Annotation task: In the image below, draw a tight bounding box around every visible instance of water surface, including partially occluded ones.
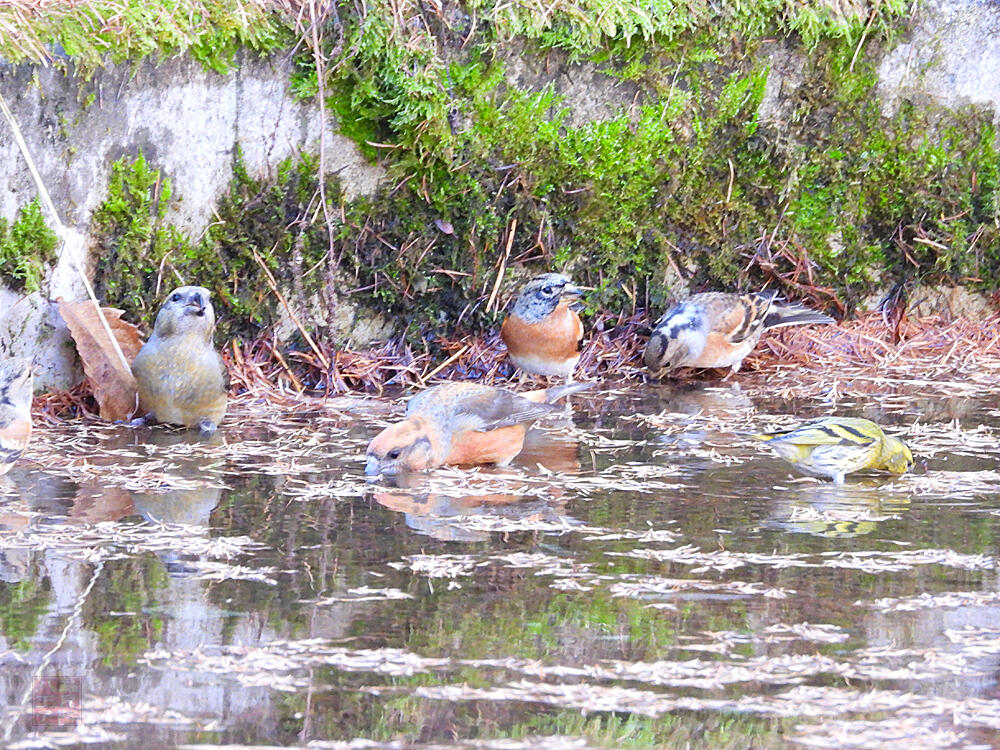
[2,383,999,749]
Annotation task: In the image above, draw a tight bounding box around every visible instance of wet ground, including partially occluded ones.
[2,382,1000,749]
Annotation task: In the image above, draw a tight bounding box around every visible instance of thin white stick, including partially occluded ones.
[0,90,132,373]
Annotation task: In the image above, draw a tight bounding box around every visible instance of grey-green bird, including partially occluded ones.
[131,286,229,436]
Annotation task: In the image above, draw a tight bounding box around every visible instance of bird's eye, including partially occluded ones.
[387,448,402,460]
[542,286,554,295]
[170,293,181,302]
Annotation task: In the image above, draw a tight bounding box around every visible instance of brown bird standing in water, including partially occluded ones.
[0,358,33,475]
[131,286,228,436]
[365,381,588,477]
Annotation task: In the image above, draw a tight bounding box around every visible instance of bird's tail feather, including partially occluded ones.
[522,381,593,404]
[762,305,835,330]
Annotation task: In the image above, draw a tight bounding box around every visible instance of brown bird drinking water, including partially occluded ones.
[365,381,589,477]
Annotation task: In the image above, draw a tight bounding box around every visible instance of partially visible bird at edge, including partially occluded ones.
[0,357,33,476]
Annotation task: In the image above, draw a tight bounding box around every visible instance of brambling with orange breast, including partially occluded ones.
[644,290,834,379]
[501,273,584,380]
[365,381,589,477]
[0,358,33,476]
[131,286,229,436]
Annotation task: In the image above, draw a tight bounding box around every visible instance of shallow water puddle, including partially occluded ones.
[2,383,1000,748]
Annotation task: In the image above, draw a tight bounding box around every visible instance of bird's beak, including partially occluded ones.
[186,297,207,316]
[562,284,584,311]
[364,455,383,477]
[646,366,674,381]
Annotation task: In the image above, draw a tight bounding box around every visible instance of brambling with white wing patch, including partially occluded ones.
[645,290,834,378]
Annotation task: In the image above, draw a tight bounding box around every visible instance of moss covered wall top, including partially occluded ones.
[283,0,998,330]
[4,0,1000,365]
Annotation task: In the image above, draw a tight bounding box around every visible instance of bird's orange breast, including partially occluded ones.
[689,331,755,369]
[502,301,582,359]
[501,302,583,378]
[445,424,529,467]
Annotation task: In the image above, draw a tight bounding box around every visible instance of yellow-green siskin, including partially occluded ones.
[753,416,913,484]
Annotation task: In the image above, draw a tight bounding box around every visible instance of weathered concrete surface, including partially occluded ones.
[878,0,1000,119]
[0,53,383,389]
[501,40,645,128]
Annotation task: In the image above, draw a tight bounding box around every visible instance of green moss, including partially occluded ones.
[0,198,59,294]
[68,0,1000,347]
[203,149,339,339]
[92,150,185,320]
[93,149,341,341]
[0,0,291,76]
[295,0,1000,325]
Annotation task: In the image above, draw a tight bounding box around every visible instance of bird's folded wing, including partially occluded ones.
[763,422,877,446]
[762,303,835,329]
[713,294,771,343]
[452,390,557,432]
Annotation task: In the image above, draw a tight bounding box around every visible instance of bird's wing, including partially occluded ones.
[216,352,231,392]
[451,388,557,432]
[762,301,835,329]
[758,420,878,446]
[521,382,593,404]
[704,292,775,344]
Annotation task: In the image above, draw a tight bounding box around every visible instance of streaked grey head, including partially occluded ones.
[510,273,582,323]
[0,357,33,409]
[154,286,216,341]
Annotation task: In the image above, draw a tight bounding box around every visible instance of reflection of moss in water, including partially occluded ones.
[399,576,683,661]
[0,576,52,650]
[276,686,790,747]
[84,557,166,666]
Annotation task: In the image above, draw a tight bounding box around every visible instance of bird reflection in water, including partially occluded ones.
[372,426,581,541]
[767,479,910,538]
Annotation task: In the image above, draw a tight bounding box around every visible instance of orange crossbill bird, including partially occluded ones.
[131,286,228,436]
[0,358,32,476]
[365,381,588,477]
[500,273,584,380]
[644,290,834,379]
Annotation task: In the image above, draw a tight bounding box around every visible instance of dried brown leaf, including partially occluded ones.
[58,298,144,422]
